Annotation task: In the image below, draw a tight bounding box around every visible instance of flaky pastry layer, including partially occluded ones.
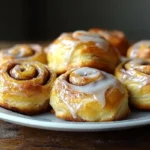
[115,59,150,110]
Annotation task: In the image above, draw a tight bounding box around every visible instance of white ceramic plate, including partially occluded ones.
[0,56,147,132]
[0,107,150,132]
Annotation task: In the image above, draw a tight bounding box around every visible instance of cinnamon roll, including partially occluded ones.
[127,40,150,59]
[50,67,129,122]
[0,60,56,115]
[0,44,47,64]
[89,28,129,56]
[115,59,150,109]
[46,30,120,75]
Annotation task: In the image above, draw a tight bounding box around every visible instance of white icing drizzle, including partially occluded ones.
[121,59,150,88]
[120,56,129,62]
[29,44,41,52]
[62,39,79,48]
[72,31,109,51]
[58,81,83,119]
[72,67,101,83]
[98,30,110,39]
[58,67,124,118]
[47,31,110,72]
[129,40,150,58]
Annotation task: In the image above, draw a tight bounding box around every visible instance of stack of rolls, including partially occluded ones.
[0,43,55,115]
[1,27,148,122]
[45,30,130,121]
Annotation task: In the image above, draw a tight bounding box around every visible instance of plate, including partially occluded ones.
[0,107,150,132]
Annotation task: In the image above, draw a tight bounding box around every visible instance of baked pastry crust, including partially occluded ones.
[0,44,47,64]
[89,28,129,56]
[115,59,150,109]
[50,67,129,122]
[0,60,56,115]
[46,30,120,74]
[127,40,150,59]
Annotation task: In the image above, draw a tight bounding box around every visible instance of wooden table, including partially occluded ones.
[0,42,150,150]
[0,120,150,150]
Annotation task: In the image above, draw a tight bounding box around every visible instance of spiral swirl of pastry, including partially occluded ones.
[115,59,150,109]
[127,40,150,59]
[46,30,120,74]
[89,28,129,56]
[0,44,47,64]
[0,60,56,115]
[50,67,129,122]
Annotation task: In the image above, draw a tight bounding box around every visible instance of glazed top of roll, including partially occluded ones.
[89,28,125,41]
[115,59,150,89]
[46,30,120,74]
[52,67,126,119]
[49,30,110,52]
[0,60,56,96]
[88,28,129,56]
[127,40,150,59]
[0,44,47,64]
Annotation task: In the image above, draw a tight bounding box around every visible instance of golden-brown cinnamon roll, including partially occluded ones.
[50,67,129,122]
[89,28,129,56]
[0,60,56,115]
[127,40,150,59]
[46,30,120,75]
[0,44,47,64]
[115,59,150,109]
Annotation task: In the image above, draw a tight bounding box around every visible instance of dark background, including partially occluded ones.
[0,0,149,41]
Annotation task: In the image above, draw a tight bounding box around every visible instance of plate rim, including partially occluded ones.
[0,108,150,132]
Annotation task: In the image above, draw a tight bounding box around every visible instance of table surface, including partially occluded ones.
[0,120,150,150]
[0,42,150,150]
